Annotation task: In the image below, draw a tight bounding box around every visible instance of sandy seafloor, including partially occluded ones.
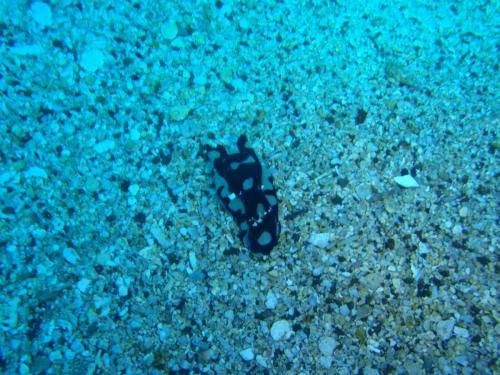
[0,0,498,374]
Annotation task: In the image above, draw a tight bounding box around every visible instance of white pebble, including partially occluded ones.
[270,320,292,341]
[318,336,337,356]
[31,2,52,27]
[80,49,105,72]
[307,233,331,249]
[63,247,79,265]
[94,139,115,153]
[265,291,278,309]
[239,348,254,361]
[394,174,419,188]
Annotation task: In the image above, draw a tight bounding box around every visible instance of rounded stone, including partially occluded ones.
[239,348,254,361]
[170,105,191,121]
[161,21,178,40]
[128,184,139,196]
[31,2,52,27]
[130,128,140,141]
[80,49,105,72]
[265,291,278,309]
[270,320,292,341]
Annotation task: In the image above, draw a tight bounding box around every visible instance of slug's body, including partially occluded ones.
[204,135,280,255]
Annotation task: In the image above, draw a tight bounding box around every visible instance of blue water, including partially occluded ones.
[1,1,498,373]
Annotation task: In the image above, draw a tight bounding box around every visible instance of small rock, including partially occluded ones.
[361,272,385,292]
[80,49,105,72]
[454,326,469,339]
[458,206,468,217]
[239,348,254,361]
[256,354,268,368]
[64,349,75,361]
[220,67,234,84]
[339,304,350,316]
[385,60,417,87]
[266,291,278,309]
[436,318,455,340]
[10,44,43,56]
[239,18,250,30]
[356,183,373,200]
[188,251,197,270]
[356,304,371,320]
[70,339,84,353]
[32,356,51,373]
[0,298,19,331]
[394,174,419,188]
[363,367,380,375]
[171,37,188,49]
[170,105,191,121]
[19,363,30,375]
[129,316,142,329]
[319,355,333,368]
[318,336,337,356]
[94,139,115,153]
[161,21,178,40]
[76,278,90,293]
[31,2,52,27]
[84,176,100,193]
[116,277,129,297]
[128,184,139,195]
[307,233,331,249]
[224,310,234,321]
[63,248,79,265]
[270,320,292,341]
[25,166,48,179]
[49,350,62,362]
[130,128,140,141]
[150,223,169,248]
[312,267,323,277]
[406,362,423,374]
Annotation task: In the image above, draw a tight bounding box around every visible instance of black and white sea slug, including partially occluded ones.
[204,135,280,255]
